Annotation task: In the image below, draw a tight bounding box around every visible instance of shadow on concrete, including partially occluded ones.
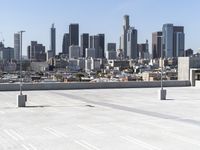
[85,105,95,107]
[25,105,51,108]
[165,99,175,101]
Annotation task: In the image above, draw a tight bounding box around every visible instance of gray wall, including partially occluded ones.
[0,81,191,91]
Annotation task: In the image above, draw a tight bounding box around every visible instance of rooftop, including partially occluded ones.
[0,87,200,149]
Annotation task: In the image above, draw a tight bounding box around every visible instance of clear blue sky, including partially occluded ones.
[1,0,200,55]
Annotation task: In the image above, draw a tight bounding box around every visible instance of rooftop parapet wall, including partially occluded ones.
[0,81,191,91]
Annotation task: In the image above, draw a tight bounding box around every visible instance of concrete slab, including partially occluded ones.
[0,87,200,149]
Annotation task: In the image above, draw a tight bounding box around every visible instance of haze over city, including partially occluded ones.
[1,0,200,54]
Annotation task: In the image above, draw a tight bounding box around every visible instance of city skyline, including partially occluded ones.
[1,0,200,55]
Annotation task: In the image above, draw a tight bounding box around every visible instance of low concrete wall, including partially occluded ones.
[0,80,191,91]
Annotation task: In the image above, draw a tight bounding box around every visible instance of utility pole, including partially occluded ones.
[17,31,27,107]
[159,47,167,100]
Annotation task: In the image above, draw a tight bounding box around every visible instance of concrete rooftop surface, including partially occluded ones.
[0,87,200,150]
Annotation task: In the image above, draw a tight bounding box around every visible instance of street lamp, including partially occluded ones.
[159,47,167,100]
[17,30,27,107]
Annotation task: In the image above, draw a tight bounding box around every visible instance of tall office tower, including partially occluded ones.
[0,47,14,61]
[27,41,46,62]
[50,23,56,57]
[107,43,116,51]
[89,34,105,58]
[162,24,174,58]
[89,35,95,48]
[85,48,96,58]
[89,35,99,58]
[62,33,70,55]
[120,15,130,58]
[173,26,184,57]
[162,24,185,58]
[69,24,79,46]
[14,33,20,61]
[138,40,149,59]
[106,43,117,60]
[81,33,89,57]
[127,27,138,59]
[98,34,105,58]
[69,45,80,59]
[119,36,122,49]
[152,31,162,59]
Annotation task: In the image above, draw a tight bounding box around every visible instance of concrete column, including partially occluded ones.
[17,95,27,107]
[159,89,167,100]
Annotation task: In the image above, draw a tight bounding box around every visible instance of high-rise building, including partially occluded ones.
[120,15,130,58]
[89,35,97,49]
[105,43,117,60]
[85,48,96,58]
[0,47,14,61]
[138,40,149,59]
[27,41,46,62]
[98,34,105,58]
[89,34,105,58]
[127,27,138,59]
[81,33,89,57]
[69,24,79,46]
[62,33,70,55]
[14,33,20,61]
[107,43,116,51]
[162,24,174,58]
[69,45,80,59]
[162,24,185,58]
[152,31,162,59]
[173,26,184,57]
[50,24,56,57]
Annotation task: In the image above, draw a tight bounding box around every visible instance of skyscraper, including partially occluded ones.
[173,26,184,57]
[50,23,56,57]
[89,34,105,58]
[69,45,80,59]
[89,35,99,58]
[105,43,117,60]
[69,24,79,46]
[127,27,138,59]
[152,31,162,59]
[107,43,116,51]
[27,41,46,62]
[138,40,149,59]
[14,33,20,61]
[62,33,70,55]
[120,15,130,58]
[162,24,173,58]
[98,34,105,58]
[81,33,89,57]
[162,24,185,58]
[0,47,14,61]
[85,48,96,58]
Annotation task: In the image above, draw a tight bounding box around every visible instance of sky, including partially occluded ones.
[0,0,200,55]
